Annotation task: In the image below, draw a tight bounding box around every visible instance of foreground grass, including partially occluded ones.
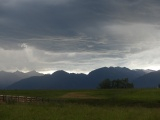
[0,103,160,120]
[1,89,160,120]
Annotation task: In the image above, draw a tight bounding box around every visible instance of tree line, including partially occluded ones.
[99,78,134,89]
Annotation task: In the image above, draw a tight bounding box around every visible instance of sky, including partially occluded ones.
[1,0,160,74]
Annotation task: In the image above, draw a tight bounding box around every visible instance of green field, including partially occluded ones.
[1,89,160,120]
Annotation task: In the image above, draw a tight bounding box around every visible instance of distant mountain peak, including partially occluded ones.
[14,70,24,74]
[52,70,69,75]
[0,70,10,74]
[26,70,43,77]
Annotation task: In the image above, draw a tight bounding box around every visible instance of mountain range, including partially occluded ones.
[133,70,160,88]
[0,70,43,89]
[3,67,159,90]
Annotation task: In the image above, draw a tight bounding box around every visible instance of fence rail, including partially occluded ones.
[0,95,45,103]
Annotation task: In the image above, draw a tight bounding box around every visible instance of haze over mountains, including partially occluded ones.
[0,67,158,90]
[133,70,160,88]
[0,71,43,89]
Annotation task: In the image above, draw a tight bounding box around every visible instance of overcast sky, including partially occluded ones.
[1,0,160,73]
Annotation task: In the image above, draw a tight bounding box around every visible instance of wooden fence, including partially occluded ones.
[0,95,45,103]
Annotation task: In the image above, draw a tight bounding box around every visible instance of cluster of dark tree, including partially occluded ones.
[99,78,134,89]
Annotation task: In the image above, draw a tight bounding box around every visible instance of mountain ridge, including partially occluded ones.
[133,70,160,88]
[0,71,43,89]
[6,67,155,90]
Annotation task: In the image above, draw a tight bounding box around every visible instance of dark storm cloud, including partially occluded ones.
[0,0,160,51]
[1,0,159,47]
[0,0,109,37]
[1,0,160,72]
[0,0,113,51]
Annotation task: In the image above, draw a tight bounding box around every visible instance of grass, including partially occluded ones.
[1,89,160,120]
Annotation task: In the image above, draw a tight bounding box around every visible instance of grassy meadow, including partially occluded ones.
[1,89,160,120]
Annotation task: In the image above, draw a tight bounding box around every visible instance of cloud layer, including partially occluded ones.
[1,0,160,73]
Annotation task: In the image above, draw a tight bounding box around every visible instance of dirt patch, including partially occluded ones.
[60,92,98,99]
